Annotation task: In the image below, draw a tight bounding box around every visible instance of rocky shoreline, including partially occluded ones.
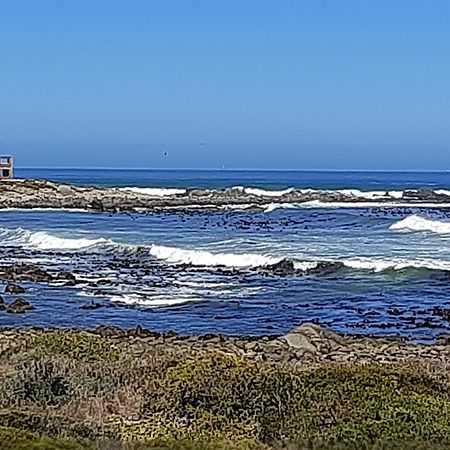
[2,322,450,366]
[2,179,450,212]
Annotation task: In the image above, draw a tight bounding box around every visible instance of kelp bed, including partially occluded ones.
[0,329,450,449]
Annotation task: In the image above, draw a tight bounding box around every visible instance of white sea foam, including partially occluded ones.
[0,227,113,250]
[342,257,450,272]
[149,244,282,268]
[298,200,450,209]
[27,231,110,250]
[234,187,406,199]
[243,187,295,197]
[293,261,319,271]
[263,203,299,213]
[390,215,450,235]
[233,187,406,200]
[119,187,187,196]
[109,293,198,307]
[435,190,450,197]
[335,189,405,200]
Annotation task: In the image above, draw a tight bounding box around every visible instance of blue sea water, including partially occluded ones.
[2,169,450,341]
[15,168,450,190]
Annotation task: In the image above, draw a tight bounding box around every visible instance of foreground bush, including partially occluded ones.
[1,330,450,449]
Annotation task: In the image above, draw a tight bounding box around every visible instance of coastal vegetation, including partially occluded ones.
[1,328,450,449]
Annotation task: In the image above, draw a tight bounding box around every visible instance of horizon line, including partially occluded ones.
[14,166,450,173]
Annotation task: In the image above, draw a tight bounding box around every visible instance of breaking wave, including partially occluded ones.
[149,244,282,268]
[148,250,450,274]
[0,228,114,251]
[390,215,450,235]
[109,293,199,308]
[113,185,450,201]
[2,227,450,275]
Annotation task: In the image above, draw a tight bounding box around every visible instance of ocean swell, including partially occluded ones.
[3,227,450,275]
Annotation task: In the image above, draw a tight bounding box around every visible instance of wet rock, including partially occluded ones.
[0,295,5,311]
[4,283,26,295]
[306,261,344,276]
[432,306,450,321]
[6,298,34,314]
[1,265,53,282]
[80,301,103,310]
[265,259,296,276]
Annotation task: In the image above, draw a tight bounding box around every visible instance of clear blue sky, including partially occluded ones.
[1,0,449,170]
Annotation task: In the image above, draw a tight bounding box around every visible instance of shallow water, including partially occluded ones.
[2,169,450,341]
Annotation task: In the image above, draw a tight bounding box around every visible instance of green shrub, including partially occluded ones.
[2,331,450,448]
[25,331,121,362]
[144,355,450,445]
[6,361,72,407]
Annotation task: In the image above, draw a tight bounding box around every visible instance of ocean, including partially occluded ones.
[2,168,450,342]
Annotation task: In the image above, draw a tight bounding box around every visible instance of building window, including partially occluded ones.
[2,169,10,178]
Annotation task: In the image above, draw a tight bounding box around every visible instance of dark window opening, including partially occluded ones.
[2,169,10,178]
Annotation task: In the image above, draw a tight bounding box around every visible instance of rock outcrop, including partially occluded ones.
[1,179,450,213]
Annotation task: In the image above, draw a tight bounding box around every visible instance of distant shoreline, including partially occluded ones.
[2,178,450,213]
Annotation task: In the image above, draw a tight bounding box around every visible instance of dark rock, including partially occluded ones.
[131,325,161,338]
[432,306,450,321]
[305,261,344,276]
[265,259,296,276]
[4,283,26,295]
[387,308,404,316]
[56,271,77,282]
[6,298,34,314]
[2,265,53,283]
[0,295,5,311]
[80,301,103,310]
